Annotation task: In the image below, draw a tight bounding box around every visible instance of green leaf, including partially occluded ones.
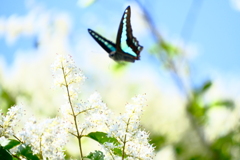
[200,81,212,93]
[149,133,166,151]
[85,150,105,160]
[160,41,180,57]
[210,100,234,109]
[3,139,20,150]
[195,80,212,97]
[87,132,120,145]
[150,40,180,57]
[0,146,12,160]
[210,131,234,160]
[87,132,123,157]
[17,144,39,160]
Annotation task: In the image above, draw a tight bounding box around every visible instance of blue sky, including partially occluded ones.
[0,0,239,83]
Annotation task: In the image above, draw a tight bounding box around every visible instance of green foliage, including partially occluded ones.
[85,150,105,160]
[149,35,238,160]
[187,80,235,125]
[211,134,233,160]
[0,85,16,113]
[160,40,181,57]
[16,144,39,160]
[188,155,210,160]
[149,40,184,71]
[2,139,20,150]
[209,100,234,109]
[0,139,20,160]
[210,127,240,160]
[187,80,213,124]
[149,133,166,151]
[87,132,120,145]
[194,80,212,96]
[1,139,39,160]
[150,40,181,57]
[174,142,213,160]
[0,145,12,160]
[87,132,122,156]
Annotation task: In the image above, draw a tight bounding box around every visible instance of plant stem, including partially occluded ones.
[39,136,43,159]
[122,118,131,160]
[13,135,23,143]
[61,63,84,160]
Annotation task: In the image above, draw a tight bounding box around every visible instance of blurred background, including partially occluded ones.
[0,0,240,159]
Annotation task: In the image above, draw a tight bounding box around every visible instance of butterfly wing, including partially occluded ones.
[116,6,143,60]
[88,29,116,54]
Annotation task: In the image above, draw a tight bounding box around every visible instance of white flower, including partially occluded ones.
[0,136,10,146]
[51,54,85,92]
[88,92,102,103]
[17,117,68,159]
[100,94,155,159]
[0,105,23,137]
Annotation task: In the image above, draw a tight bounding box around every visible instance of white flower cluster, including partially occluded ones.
[0,54,154,159]
[100,95,155,160]
[51,54,85,99]
[52,54,106,134]
[17,117,68,159]
[0,106,23,137]
[83,92,112,131]
[0,106,68,159]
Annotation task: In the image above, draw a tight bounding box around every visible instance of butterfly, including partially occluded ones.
[88,6,143,63]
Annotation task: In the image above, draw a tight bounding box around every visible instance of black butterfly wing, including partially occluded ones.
[88,29,116,54]
[116,6,143,60]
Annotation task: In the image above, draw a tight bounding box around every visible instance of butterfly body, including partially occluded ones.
[88,6,143,63]
[109,50,138,62]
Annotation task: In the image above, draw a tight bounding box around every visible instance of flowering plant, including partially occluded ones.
[0,54,154,160]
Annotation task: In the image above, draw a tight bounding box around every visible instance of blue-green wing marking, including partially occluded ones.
[88,29,116,53]
[116,6,143,60]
